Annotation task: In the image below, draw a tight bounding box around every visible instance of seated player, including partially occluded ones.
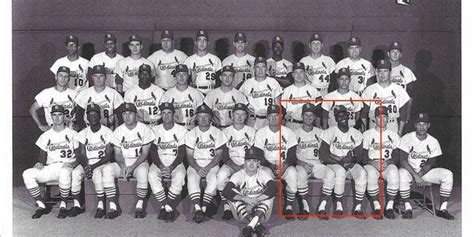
[223,147,277,237]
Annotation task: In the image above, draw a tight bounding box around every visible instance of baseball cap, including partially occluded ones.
[174,64,189,74]
[254,56,267,66]
[122,103,137,113]
[234,32,247,43]
[376,59,392,70]
[221,65,235,74]
[244,147,262,161]
[161,30,174,39]
[233,103,248,113]
[293,62,305,71]
[374,106,389,117]
[389,41,402,51]
[50,104,65,114]
[104,33,117,43]
[128,34,142,44]
[65,34,79,45]
[196,104,213,115]
[302,103,316,115]
[272,36,284,46]
[138,64,152,73]
[86,103,101,114]
[333,105,348,116]
[414,113,430,123]
[310,33,323,43]
[57,66,70,74]
[159,102,175,112]
[90,64,106,75]
[348,37,361,47]
[337,67,351,78]
[196,30,209,40]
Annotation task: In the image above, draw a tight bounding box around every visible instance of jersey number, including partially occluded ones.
[60,150,73,158]
[386,104,398,114]
[242,73,252,81]
[185,109,194,117]
[383,149,391,159]
[75,78,85,87]
[264,98,274,106]
[281,151,286,160]
[313,149,319,157]
[205,72,215,81]
[98,150,105,158]
[148,106,158,115]
[134,148,140,157]
[210,148,215,157]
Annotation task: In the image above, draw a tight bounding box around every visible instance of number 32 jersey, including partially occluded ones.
[185,126,227,167]
[36,127,79,164]
[399,132,442,173]
[76,125,114,165]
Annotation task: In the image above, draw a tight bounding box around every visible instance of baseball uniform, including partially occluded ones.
[75,87,124,128]
[335,57,375,94]
[34,87,78,127]
[50,56,90,92]
[204,88,248,128]
[88,52,124,88]
[147,49,188,90]
[390,63,417,90]
[160,86,204,130]
[124,84,165,126]
[267,58,292,79]
[281,84,322,130]
[184,53,222,94]
[321,90,363,127]
[299,55,336,96]
[222,54,255,88]
[114,57,156,92]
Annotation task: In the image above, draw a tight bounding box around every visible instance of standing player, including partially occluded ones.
[299,33,336,96]
[87,33,124,89]
[204,65,248,129]
[147,30,188,90]
[362,106,400,219]
[222,32,255,89]
[114,34,155,93]
[148,102,187,221]
[160,64,204,130]
[294,103,335,219]
[22,105,79,219]
[112,103,155,218]
[335,37,375,95]
[239,57,283,130]
[185,104,227,223]
[254,105,298,219]
[223,147,277,237]
[267,36,293,88]
[217,103,256,220]
[319,105,367,217]
[398,113,454,220]
[281,62,322,130]
[30,66,78,131]
[184,30,222,95]
[50,35,90,92]
[124,64,165,127]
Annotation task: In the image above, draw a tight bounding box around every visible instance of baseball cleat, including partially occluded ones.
[402,209,413,219]
[135,209,146,218]
[57,208,69,219]
[222,209,233,220]
[105,210,120,219]
[436,210,455,220]
[94,208,106,219]
[32,206,51,219]
[353,209,366,219]
[333,209,344,218]
[254,224,266,237]
[282,208,295,220]
[373,209,383,219]
[165,211,175,222]
[384,208,396,219]
[68,206,85,217]
[317,209,329,220]
[297,210,310,221]
[158,208,166,220]
[193,210,205,223]
[241,226,253,237]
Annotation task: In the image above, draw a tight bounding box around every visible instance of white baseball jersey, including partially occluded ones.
[295,127,324,164]
[34,87,78,126]
[204,88,248,127]
[75,87,124,126]
[321,126,363,159]
[223,125,256,166]
[124,84,165,126]
[185,126,227,167]
[76,125,114,165]
[362,128,400,161]
[50,56,90,92]
[147,49,188,90]
[222,53,255,88]
[362,83,410,120]
[152,124,188,166]
[299,55,336,91]
[254,126,298,165]
[112,122,155,166]
[88,52,124,88]
[229,168,273,198]
[321,90,363,127]
[36,127,79,164]
[114,56,156,92]
[160,87,204,129]
[335,57,375,93]
[281,84,322,121]
[399,132,442,173]
[184,53,222,94]
[267,58,293,78]
[239,77,283,116]
[390,64,417,90]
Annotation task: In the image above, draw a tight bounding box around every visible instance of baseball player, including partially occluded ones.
[281,62,322,130]
[267,36,293,88]
[74,65,124,129]
[112,103,155,218]
[147,30,188,90]
[217,103,256,220]
[299,33,336,96]
[239,57,283,130]
[185,104,227,223]
[204,65,248,129]
[223,147,277,237]
[124,64,165,127]
[335,37,375,95]
[50,35,90,92]
[294,103,335,220]
[114,34,156,93]
[22,104,79,219]
[321,67,363,129]
[319,105,367,217]
[148,102,187,221]
[361,59,410,136]
[254,105,298,219]
[362,106,400,219]
[160,64,204,130]
[222,32,255,89]
[30,66,78,131]
[87,33,124,89]
[398,113,454,220]
[184,30,222,95]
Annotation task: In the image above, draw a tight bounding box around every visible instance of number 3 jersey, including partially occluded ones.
[362,83,410,121]
[362,128,400,161]
[254,126,297,165]
[124,84,165,126]
[223,125,256,166]
[185,126,227,167]
[152,124,188,166]
[239,77,283,116]
[112,122,155,166]
[399,132,442,173]
[76,125,114,165]
[35,127,79,164]
[335,57,375,93]
[229,168,273,198]
[294,127,324,165]
[75,87,124,127]
[321,126,363,159]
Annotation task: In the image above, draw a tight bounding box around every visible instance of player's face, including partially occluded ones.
[233,41,247,53]
[104,40,117,54]
[197,113,212,127]
[56,72,70,87]
[348,45,361,59]
[162,109,174,124]
[175,71,189,85]
[233,110,247,125]
[415,122,430,136]
[122,111,137,126]
[161,38,173,52]
[220,71,234,87]
[388,49,402,62]
[51,112,65,125]
[92,73,106,87]
[254,63,267,78]
[267,113,279,127]
[66,42,78,55]
[335,111,349,126]
[196,37,208,51]
[309,41,323,54]
[302,111,315,126]
[244,159,259,173]
[377,68,391,83]
[292,69,306,83]
[375,114,388,129]
[129,41,143,55]
[87,111,101,126]
[337,75,351,90]
[272,42,283,56]
[138,70,152,85]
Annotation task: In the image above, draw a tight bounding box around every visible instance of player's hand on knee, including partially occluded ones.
[85,165,93,179]
[34,162,44,170]
[198,168,207,177]
[38,124,50,132]
[162,166,171,178]
[414,175,425,187]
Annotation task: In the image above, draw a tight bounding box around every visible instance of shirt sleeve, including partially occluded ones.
[397,87,411,108]
[34,89,48,107]
[177,127,187,146]
[362,130,370,150]
[253,129,265,150]
[35,133,48,151]
[74,91,86,109]
[203,91,215,109]
[429,137,443,158]
[320,128,334,145]
[353,94,363,112]
[229,170,243,186]
[215,130,228,149]
[50,59,60,75]
[111,130,123,147]
[185,130,196,149]
[113,60,124,78]
[76,129,86,145]
[72,131,80,149]
[398,134,411,153]
[142,125,155,145]
[113,91,125,109]
[285,129,298,149]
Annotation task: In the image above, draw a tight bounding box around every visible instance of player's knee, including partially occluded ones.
[22,168,37,182]
[442,169,454,184]
[399,168,411,183]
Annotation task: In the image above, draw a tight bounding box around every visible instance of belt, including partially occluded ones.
[250,114,267,119]
[288,118,303,124]
[176,122,186,126]
[197,85,213,90]
[371,118,396,123]
[215,124,231,129]
[316,87,328,91]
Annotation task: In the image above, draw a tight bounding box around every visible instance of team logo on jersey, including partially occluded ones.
[373,95,396,106]
[46,139,73,152]
[86,140,107,152]
[194,63,214,73]
[229,137,251,148]
[157,139,178,150]
[241,181,266,197]
[233,64,252,73]
[173,100,193,110]
[249,87,272,99]
[196,139,215,149]
[158,61,179,71]
[369,137,396,150]
[288,92,312,105]
[215,99,235,110]
[263,137,287,152]
[298,136,320,149]
[121,134,144,149]
[125,67,139,77]
[134,96,157,107]
[332,136,357,150]
[409,145,432,159]
[307,65,329,76]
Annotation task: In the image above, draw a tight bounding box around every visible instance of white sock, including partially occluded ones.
[405,202,412,210]
[202,206,207,213]
[302,199,309,211]
[59,201,66,209]
[109,202,117,211]
[440,201,448,210]
[74,199,81,207]
[318,200,327,211]
[248,216,259,228]
[354,204,361,211]
[164,204,172,212]
[386,200,394,210]
[194,204,201,211]
[136,200,143,209]
[336,201,343,211]
[224,203,230,211]
[36,200,46,209]
[373,201,381,210]
[97,200,104,210]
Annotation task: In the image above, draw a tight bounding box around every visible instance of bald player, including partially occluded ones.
[267,36,293,88]
[50,35,90,92]
[222,32,255,89]
[299,33,336,96]
[239,57,283,130]
[185,104,227,223]
[147,30,188,90]
[184,30,222,95]
[204,65,248,129]
[160,64,204,130]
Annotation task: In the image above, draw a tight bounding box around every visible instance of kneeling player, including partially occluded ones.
[223,147,277,237]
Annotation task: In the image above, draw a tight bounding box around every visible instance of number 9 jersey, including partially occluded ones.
[76,125,114,165]
[35,127,79,164]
